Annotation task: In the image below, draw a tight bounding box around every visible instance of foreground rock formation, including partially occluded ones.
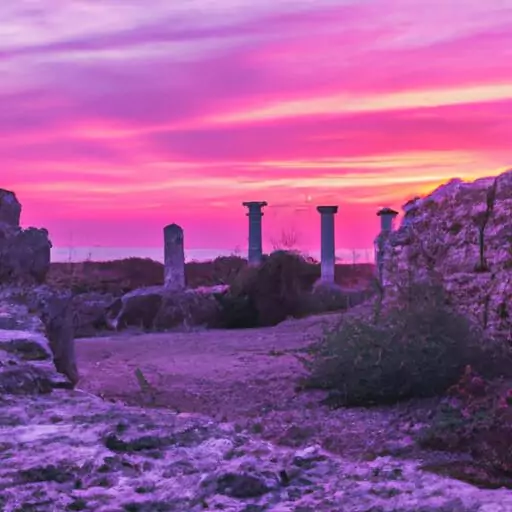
[381,169,512,341]
[2,301,512,511]
[0,189,52,284]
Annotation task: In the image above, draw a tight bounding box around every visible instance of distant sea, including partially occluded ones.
[51,246,375,264]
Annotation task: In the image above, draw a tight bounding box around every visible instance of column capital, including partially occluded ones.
[376,207,398,217]
[317,205,338,214]
[243,201,268,209]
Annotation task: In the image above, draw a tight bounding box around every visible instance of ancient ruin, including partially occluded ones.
[163,223,186,291]
[242,201,267,265]
[374,207,399,283]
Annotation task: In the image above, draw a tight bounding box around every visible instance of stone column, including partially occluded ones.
[317,206,338,283]
[242,201,267,265]
[374,207,398,282]
[163,223,185,290]
[377,207,399,232]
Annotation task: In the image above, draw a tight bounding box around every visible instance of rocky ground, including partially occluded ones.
[2,302,512,512]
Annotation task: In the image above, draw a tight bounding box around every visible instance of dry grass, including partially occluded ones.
[46,255,375,296]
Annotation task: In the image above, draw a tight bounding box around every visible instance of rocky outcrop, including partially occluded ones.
[37,291,79,386]
[0,304,73,394]
[0,189,52,284]
[381,169,512,342]
[0,288,79,387]
[3,300,512,510]
[106,285,225,331]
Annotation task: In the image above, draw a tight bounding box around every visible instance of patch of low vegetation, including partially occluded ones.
[296,278,512,486]
[217,251,319,328]
[297,282,512,407]
[47,257,165,295]
[46,255,374,299]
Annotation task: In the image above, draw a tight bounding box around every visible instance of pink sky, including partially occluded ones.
[2,0,512,256]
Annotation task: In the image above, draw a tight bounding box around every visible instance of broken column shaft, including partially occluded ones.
[163,223,186,290]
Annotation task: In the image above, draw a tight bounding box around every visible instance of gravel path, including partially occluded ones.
[76,315,460,465]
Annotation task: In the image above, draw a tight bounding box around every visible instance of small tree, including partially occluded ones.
[474,179,498,272]
[270,227,301,251]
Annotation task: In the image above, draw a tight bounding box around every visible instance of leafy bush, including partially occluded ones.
[218,251,318,328]
[297,282,510,407]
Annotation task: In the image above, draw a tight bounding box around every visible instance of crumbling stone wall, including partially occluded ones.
[380,169,512,342]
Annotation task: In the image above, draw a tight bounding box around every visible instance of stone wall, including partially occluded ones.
[0,189,52,284]
[381,169,512,341]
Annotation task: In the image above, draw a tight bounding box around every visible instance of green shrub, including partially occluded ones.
[297,283,507,407]
[218,251,318,328]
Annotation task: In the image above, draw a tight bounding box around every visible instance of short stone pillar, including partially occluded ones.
[317,206,338,283]
[374,207,398,282]
[377,207,399,232]
[242,201,267,265]
[163,223,185,290]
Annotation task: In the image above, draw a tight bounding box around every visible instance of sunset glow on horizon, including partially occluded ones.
[2,0,512,257]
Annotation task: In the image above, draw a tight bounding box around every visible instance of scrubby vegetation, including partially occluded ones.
[47,257,165,294]
[297,282,512,407]
[46,256,248,294]
[292,277,512,485]
[217,251,317,328]
[47,255,374,296]
[215,251,374,328]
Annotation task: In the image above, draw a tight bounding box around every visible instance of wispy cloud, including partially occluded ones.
[2,0,511,250]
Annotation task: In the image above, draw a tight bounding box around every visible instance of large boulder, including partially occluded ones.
[0,189,52,284]
[71,292,116,337]
[380,169,512,342]
[106,285,223,331]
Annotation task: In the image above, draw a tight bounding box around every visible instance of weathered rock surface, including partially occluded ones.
[71,291,116,337]
[0,288,79,386]
[0,323,72,395]
[0,189,52,284]
[37,291,80,386]
[2,304,512,510]
[106,285,223,331]
[381,169,512,341]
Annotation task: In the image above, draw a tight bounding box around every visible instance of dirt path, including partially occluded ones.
[76,313,447,463]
